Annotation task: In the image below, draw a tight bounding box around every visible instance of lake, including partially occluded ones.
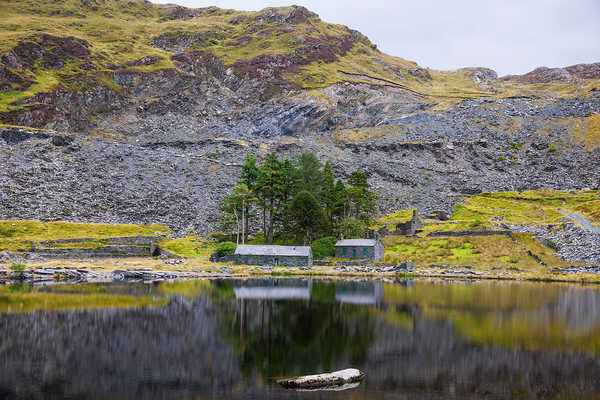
[1,278,599,399]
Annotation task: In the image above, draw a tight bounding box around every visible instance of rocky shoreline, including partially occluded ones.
[2,260,599,286]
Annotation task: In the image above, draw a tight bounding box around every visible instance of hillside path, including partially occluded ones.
[561,211,600,234]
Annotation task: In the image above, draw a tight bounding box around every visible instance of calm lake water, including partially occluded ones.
[1,278,600,399]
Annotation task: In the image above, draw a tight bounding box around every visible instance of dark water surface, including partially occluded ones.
[1,278,600,399]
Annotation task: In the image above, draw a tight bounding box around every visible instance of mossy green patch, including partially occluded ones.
[157,235,214,258]
[381,234,547,270]
[452,190,599,226]
[375,189,597,270]
[0,220,170,252]
[48,240,102,250]
[0,71,60,112]
[376,209,415,224]
[450,242,476,259]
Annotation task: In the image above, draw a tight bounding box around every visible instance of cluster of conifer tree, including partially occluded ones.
[219,152,377,245]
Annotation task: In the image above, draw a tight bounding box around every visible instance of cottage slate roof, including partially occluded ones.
[234,245,312,257]
[335,239,379,247]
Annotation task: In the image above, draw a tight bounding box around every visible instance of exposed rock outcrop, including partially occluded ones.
[501,62,600,83]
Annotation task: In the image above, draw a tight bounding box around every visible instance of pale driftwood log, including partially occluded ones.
[277,368,365,389]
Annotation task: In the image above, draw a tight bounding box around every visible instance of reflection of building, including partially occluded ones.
[335,282,383,305]
[335,239,384,260]
[234,279,312,300]
[230,279,383,305]
[234,245,313,267]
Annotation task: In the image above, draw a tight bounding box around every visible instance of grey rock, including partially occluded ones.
[0,250,24,264]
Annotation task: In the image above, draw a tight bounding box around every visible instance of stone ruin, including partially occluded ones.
[366,210,423,238]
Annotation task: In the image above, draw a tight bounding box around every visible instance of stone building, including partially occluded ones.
[334,238,384,261]
[234,245,313,267]
[394,209,423,236]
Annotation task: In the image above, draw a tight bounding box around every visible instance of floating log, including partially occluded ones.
[277,368,364,389]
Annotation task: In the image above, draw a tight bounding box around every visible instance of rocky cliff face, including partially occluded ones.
[0,0,599,234]
[501,62,600,84]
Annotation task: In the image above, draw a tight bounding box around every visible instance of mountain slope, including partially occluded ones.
[2,0,599,136]
[0,0,599,236]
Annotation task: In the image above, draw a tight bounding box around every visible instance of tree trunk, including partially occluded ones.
[267,198,274,244]
[233,208,240,245]
[241,199,245,244]
[244,204,250,243]
[278,369,364,389]
[262,207,266,243]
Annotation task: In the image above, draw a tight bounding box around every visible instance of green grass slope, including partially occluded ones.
[1,0,598,115]
[376,190,599,270]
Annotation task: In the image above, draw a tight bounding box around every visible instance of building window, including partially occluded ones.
[342,247,347,255]
[363,248,368,256]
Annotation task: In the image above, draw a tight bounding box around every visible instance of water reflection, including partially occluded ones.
[0,278,599,399]
[231,279,383,305]
[223,280,376,380]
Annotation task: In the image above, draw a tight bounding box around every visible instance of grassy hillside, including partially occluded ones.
[1,0,598,115]
[375,190,599,269]
[0,220,170,251]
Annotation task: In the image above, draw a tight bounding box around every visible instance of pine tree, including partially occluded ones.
[256,153,283,244]
[278,158,296,239]
[333,179,347,222]
[233,183,254,244]
[290,190,328,244]
[346,171,377,223]
[218,192,242,244]
[240,154,259,241]
[293,152,323,196]
[241,154,259,190]
[322,162,336,223]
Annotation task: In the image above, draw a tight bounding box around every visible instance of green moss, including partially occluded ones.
[158,235,214,258]
[509,141,521,150]
[382,234,548,270]
[0,72,59,112]
[375,190,598,270]
[450,242,476,259]
[48,241,102,250]
[0,220,170,252]
[376,209,415,224]
[453,190,598,226]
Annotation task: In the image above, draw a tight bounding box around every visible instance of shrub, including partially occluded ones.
[548,144,557,153]
[468,220,483,229]
[0,224,15,238]
[9,262,26,280]
[215,241,237,257]
[509,142,521,150]
[311,236,336,259]
[498,155,506,161]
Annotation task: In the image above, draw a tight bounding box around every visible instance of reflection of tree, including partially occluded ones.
[218,284,376,379]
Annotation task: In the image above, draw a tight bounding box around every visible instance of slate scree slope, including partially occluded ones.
[0,0,599,237]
